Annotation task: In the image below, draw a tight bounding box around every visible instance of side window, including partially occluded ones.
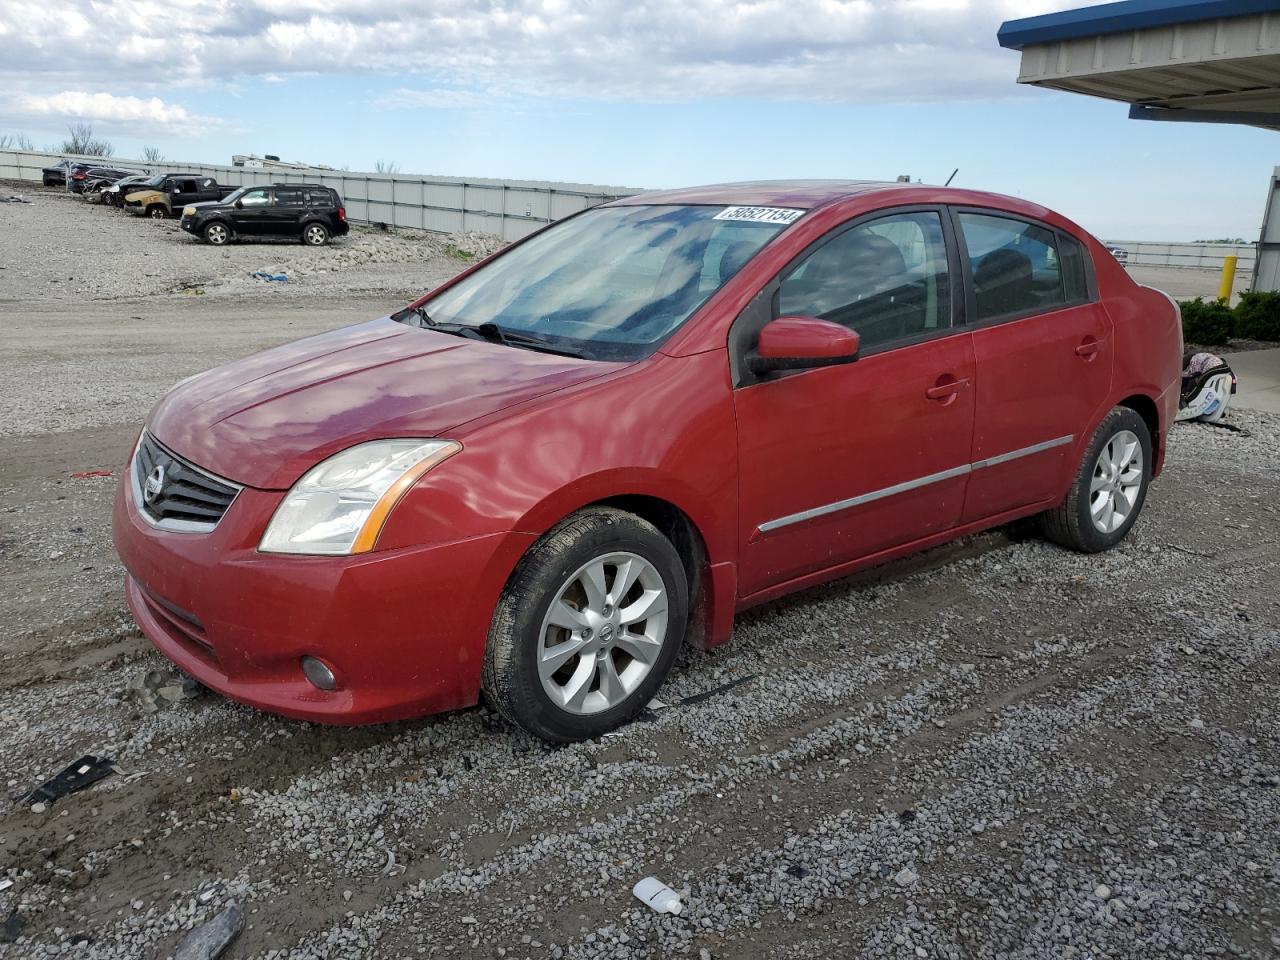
[177,180,197,193]
[275,188,304,207]
[777,211,952,351]
[239,189,271,208]
[305,190,334,208]
[201,179,215,190]
[1058,233,1090,302]
[958,213,1068,322]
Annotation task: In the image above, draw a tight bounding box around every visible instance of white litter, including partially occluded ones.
[0,878,13,892]
[632,876,683,915]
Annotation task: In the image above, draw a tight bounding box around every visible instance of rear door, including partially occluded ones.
[269,186,306,236]
[952,209,1113,522]
[733,208,977,597]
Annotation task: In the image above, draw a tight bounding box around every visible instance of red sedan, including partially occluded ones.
[113,180,1182,742]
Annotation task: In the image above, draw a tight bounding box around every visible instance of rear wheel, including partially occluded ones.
[203,222,231,246]
[302,222,329,246]
[482,508,688,743]
[1041,407,1151,553]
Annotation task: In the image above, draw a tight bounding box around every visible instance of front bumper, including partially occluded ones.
[179,215,199,234]
[112,459,533,724]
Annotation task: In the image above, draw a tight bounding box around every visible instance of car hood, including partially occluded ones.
[125,189,164,204]
[147,317,623,489]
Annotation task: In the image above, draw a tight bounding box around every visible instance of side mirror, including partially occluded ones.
[234,200,244,209]
[747,316,860,375]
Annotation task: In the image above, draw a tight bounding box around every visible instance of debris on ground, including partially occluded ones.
[632,877,684,915]
[3,195,30,204]
[172,902,243,960]
[19,756,113,807]
[0,878,12,893]
[69,470,114,479]
[250,271,289,282]
[679,674,757,706]
[124,669,204,714]
[0,909,24,944]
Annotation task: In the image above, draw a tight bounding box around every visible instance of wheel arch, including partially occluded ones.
[1115,392,1163,476]
[506,483,734,652]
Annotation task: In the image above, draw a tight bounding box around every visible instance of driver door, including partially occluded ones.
[230,187,273,235]
[733,209,977,597]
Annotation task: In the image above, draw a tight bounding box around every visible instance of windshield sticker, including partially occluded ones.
[713,206,804,225]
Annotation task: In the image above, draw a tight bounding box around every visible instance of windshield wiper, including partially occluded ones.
[396,308,586,358]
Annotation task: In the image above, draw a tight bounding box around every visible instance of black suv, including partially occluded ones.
[180,184,349,246]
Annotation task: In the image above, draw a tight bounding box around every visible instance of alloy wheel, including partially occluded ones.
[536,552,669,715]
[304,224,327,245]
[205,224,229,245]
[1089,429,1143,534]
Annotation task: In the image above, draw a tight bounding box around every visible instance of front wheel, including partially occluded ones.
[482,508,688,743]
[1041,407,1152,553]
[147,205,167,219]
[203,222,231,246]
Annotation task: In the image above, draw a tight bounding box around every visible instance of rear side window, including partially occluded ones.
[304,189,335,208]
[275,188,304,207]
[177,179,198,193]
[1058,234,1090,302]
[958,213,1067,322]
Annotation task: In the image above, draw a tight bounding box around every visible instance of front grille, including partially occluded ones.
[134,433,240,530]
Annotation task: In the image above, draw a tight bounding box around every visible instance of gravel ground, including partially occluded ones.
[1,192,1279,960]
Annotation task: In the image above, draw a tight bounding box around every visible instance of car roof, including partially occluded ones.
[602,179,1079,233]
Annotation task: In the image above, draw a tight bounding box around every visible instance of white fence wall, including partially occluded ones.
[1106,240,1256,273]
[0,149,643,243]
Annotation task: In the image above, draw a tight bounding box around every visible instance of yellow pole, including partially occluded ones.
[1218,255,1238,303]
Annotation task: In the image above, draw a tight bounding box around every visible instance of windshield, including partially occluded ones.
[415,205,793,360]
[223,186,251,203]
[143,174,166,187]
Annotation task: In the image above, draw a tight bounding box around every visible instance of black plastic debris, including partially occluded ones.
[19,756,113,807]
[680,674,757,707]
[174,902,244,960]
[784,864,809,879]
[898,809,917,824]
[0,910,23,944]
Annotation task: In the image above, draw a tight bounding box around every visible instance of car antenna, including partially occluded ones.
[944,168,959,187]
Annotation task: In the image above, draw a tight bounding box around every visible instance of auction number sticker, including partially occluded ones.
[713,206,805,224]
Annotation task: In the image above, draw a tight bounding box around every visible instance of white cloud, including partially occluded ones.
[0,1,1059,104]
[5,90,221,134]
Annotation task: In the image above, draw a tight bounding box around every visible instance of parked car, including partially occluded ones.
[113,180,1183,742]
[42,160,92,187]
[1108,246,1130,265]
[124,174,234,218]
[83,168,142,203]
[179,183,348,246]
[69,165,136,194]
[103,174,156,207]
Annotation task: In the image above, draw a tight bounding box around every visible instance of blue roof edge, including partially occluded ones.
[998,0,1280,51]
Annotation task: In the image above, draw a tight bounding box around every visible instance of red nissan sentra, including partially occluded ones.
[113,181,1182,742]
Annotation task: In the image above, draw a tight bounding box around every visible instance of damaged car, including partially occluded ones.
[113,180,1183,742]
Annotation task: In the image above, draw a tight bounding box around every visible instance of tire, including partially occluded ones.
[302,222,329,246]
[1041,407,1152,553]
[147,205,167,220]
[482,507,689,743]
[203,222,231,246]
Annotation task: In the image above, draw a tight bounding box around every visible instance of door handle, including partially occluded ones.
[1075,336,1104,358]
[926,376,970,401]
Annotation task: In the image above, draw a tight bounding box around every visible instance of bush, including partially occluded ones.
[1232,290,1280,341]
[1178,297,1234,346]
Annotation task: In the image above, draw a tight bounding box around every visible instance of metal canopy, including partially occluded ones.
[999,0,1280,130]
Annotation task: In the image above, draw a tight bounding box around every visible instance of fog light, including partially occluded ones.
[301,656,338,691]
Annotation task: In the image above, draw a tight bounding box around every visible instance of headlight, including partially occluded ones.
[259,439,461,555]
[183,206,196,216]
